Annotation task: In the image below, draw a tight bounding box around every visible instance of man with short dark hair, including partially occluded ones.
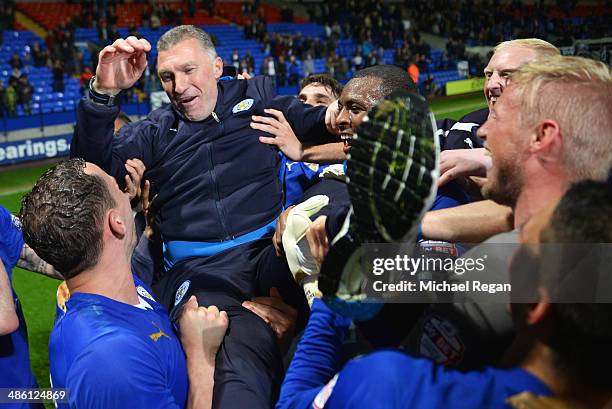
[279,65,467,280]
[298,74,343,106]
[257,65,419,164]
[277,68,467,355]
[20,159,228,409]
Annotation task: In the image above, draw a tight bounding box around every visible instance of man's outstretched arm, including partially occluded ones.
[277,299,351,409]
[422,199,514,243]
[0,259,18,335]
[180,296,229,409]
[254,108,346,163]
[17,243,63,280]
[72,36,156,183]
[265,94,340,146]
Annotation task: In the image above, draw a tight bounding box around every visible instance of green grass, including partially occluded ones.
[430,93,487,120]
[1,165,57,409]
[0,93,483,404]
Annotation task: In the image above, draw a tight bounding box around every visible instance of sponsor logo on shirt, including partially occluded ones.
[149,321,171,342]
[419,314,465,365]
[232,98,255,114]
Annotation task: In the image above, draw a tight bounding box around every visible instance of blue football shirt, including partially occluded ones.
[0,205,23,280]
[280,155,330,207]
[49,276,188,409]
[278,299,552,409]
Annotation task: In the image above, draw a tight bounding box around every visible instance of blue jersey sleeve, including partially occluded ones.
[277,299,351,409]
[279,299,552,409]
[0,206,24,277]
[431,181,470,211]
[280,157,329,207]
[322,350,552,409]
[61,338,183,409]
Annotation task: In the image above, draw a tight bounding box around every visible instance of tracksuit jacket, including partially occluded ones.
[71,76,334,250]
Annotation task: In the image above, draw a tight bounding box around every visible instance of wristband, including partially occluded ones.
[88,76,120,107]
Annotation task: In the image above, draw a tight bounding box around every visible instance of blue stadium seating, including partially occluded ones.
[0,24,469,126]
[267,23,325,38]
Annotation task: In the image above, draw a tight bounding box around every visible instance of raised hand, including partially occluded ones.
[438,148,491,186]
[252,108,304,161]
[123,158,146,201]
[324,99,341,135]
[94,36,152,95]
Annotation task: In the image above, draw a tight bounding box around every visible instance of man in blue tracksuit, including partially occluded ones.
[70,26,337,409]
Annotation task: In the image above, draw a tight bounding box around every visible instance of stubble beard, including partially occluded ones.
[482,157,524,209]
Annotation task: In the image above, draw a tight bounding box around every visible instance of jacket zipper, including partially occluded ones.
[208,112,232,240]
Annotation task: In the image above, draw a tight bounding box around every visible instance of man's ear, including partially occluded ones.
[213,56,224,80]
[531,119,562,162]
[108,209,127,238]
[524,288,552,326]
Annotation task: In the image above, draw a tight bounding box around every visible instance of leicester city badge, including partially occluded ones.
[137,286,155,302]
[306,162,320,172]
[174,280,191,306]
[10,214,21,230]
[232,98,255,114]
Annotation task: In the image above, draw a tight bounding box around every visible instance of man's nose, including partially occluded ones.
[486,72,504,91]
[477,121,488,141]
[337,107,350,128]
[173,73,188,94]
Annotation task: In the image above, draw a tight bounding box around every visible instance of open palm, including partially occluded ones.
[94,36,152,95]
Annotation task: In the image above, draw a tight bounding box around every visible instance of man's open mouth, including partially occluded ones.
[341,133,353,153]
[487,91,501,105]
[180,96,197,105]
